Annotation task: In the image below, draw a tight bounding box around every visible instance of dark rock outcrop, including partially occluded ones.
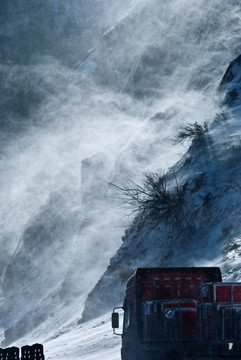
[218,54,241,106]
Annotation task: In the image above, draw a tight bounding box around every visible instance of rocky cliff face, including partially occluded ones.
[80,54,241,322]
[218,54,241,107]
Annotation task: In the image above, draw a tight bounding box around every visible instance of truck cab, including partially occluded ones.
[111,267,241,359]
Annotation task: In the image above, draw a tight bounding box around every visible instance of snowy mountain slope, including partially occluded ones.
[6,52,241,360]
[13,311,121,360]
[81,54,241,322]
[1,188,81,329]
[4,295,121,360]
[219,54,241,107]
[2,0,241,356]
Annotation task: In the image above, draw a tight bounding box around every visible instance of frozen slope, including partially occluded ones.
[11,298,121,360]
[81,54,241,322]
[24,315,121,360]
[2,0,241,355]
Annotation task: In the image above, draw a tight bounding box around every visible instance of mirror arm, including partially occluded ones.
[112,306,124,336]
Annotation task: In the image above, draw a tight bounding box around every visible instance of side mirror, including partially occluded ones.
[111,307,123,336]
[112,312,119,328]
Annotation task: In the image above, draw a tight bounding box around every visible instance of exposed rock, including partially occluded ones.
[218,54,241,106]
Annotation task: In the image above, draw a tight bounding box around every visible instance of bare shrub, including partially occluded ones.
[175,121,208,144]
[111,172,185,227]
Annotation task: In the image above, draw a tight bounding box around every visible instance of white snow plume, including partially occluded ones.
[1,0,241,355]
[0,0,140,66]
[81,53,241,323]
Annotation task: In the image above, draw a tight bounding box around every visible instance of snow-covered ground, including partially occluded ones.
[12,300,122,360]
[45,313,121,360]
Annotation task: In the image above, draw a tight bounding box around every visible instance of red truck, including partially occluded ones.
[112,267,241,360]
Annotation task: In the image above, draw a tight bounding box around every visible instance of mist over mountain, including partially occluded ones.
[81,53,241,321]
[1,0,241,356]
[0,0,139,143]
[0,0,139,66]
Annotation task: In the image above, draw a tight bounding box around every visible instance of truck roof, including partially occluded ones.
[135,267,222,282]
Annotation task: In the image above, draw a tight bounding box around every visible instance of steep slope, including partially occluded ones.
[6,51,241,360]
[2,0,241,349]
[12,311,121,360]
[81,54,241,321]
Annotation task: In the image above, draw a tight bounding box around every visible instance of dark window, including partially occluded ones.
[123,304,134,331]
